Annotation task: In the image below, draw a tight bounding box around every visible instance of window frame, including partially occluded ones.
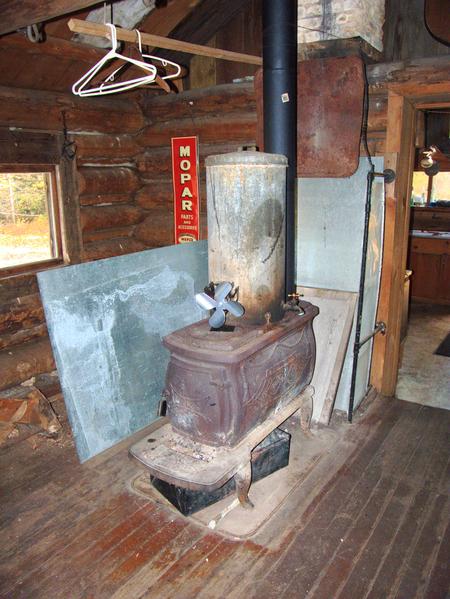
[0,128,82,279]
[0,164,64,276]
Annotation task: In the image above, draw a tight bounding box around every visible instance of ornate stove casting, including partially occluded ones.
[163,301,318,447]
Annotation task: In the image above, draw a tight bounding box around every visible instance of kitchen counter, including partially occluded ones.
[411,229,450,240]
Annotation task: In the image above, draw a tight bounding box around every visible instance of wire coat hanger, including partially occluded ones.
[72,23,157,97]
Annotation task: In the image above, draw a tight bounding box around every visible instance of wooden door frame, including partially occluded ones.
[370,80,450,396]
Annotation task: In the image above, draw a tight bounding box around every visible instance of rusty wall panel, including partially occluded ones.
[255,55,365,177]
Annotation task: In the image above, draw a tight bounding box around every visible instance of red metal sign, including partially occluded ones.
[171,136,200,244]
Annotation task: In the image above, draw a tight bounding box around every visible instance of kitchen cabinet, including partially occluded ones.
[408,233,450,303]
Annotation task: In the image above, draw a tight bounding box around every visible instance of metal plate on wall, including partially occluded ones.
[296,157,385,414]
[255,55,365,177]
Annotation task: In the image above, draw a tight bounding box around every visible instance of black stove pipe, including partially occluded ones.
[262,0,298,301]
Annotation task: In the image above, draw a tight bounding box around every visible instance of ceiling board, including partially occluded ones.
[1,33,105,63]
[0,0,251,93]
[45,9,91,39]
[138,0,201,36]
[153,0,253,66]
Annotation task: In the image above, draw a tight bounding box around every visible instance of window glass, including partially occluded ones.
[411,171,429,206]
[0,170,61,269]
[411,171,450,207]
[430,172,450,206]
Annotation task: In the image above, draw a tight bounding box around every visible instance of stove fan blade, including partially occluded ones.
[195,281,244,329]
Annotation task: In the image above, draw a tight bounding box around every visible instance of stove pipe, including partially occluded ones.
[262,0,297,301]
[205,151,287,324]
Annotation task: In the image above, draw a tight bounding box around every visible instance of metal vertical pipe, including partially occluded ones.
[262,0,297,300]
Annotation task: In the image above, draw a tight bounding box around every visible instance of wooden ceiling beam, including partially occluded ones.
[0,1,106,36]
[0,32,105,63]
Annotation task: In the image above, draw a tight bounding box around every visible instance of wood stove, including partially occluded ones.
[130,150,318,511]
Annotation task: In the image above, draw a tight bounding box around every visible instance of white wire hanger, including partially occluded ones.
[72,23,157,97]
[134,29,181,83]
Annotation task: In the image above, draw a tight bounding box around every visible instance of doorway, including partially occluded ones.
[370,83,450,400]
[396,105,450,409]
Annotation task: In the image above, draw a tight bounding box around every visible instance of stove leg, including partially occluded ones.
[234,462,254,509]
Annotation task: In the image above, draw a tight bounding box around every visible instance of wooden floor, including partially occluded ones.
[1,394,449,599]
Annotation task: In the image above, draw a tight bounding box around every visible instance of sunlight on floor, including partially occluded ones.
[396,302,450,410]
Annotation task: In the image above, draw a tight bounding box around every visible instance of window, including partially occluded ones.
[0,166,62,271]
[0,128,82,276]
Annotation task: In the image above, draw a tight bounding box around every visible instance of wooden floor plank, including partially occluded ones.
[77,504,178,597]
[11,498,155,599]
[196,540,267,599]
[283,476,397,599]
[167,537,241,599]
[323,480,413,599]
[109,522,206,599]
[364,484,434,599]
[422,519,450,599]
[1,441,127,534]
[1,394,449,599]
[403,407,450,489]
[243,400,405,598]
[393,492,449,599]
[101,516,193,596]
[1,455,144,586]
[138,532,223,598]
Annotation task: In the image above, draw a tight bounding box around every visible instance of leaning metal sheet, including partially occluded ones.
[296,157,385,414]
[38,241,207,462]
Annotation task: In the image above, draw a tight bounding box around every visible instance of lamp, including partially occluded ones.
[420,145,440,175]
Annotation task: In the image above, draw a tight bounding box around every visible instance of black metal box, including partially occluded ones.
[150,427,291,516]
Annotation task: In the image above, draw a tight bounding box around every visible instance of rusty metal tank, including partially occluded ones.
[205,151,287,325]
[163,300,318,447]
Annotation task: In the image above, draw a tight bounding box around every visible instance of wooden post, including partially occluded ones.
[371,93,416,395]
[57,151,83,265]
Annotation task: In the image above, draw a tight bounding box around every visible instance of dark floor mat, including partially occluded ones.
[435,332,450,357]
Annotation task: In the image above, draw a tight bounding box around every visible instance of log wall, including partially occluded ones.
[1,56,447,402]
[0,82,258,393]
[138,82,258,247]
[0,86,147,391]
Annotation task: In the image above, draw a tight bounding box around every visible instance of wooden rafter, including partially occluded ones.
[136,0,202,39]
[153,0,254,66]
[0,0,106,36]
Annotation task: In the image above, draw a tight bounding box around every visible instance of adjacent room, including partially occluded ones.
[0,1,449,598]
